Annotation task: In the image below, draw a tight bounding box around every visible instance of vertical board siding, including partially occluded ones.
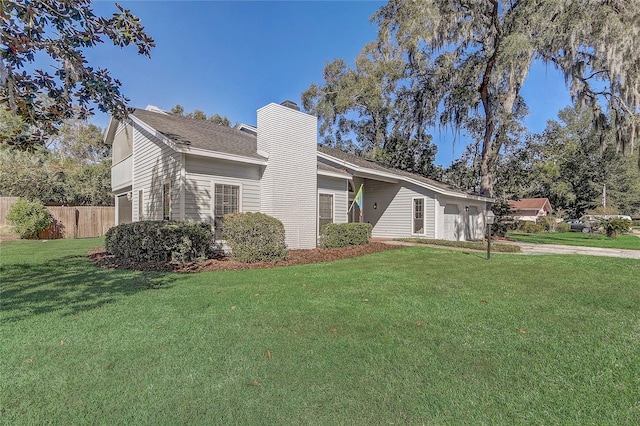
[318,176,348,225]
[1,198,114,239]
[132,123,181,221]
[257,104,318,249]
[39,206,115,239]
[184,156,261,222]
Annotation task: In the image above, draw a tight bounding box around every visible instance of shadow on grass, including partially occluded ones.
[0,255,175,323]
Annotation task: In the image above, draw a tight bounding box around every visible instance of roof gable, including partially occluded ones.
[130,108,265,160]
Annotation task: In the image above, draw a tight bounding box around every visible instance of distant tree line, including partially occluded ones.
[170,105,232,127]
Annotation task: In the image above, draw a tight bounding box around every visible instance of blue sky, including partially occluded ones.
[88,0,572,166]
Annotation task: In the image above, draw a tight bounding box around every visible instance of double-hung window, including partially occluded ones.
[319,193,334,231]
[214,184,240,239]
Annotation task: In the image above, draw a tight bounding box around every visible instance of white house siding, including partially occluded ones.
[111,156,132,191]
[317,176,349,227]
[184,155,261,222]
[364,181,437,239]
[131,123,182,221]
[257,103,318,249]
[112,122,133,164]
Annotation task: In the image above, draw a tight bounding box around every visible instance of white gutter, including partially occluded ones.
[317,169,353,180]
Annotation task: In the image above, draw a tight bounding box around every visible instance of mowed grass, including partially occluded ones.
[1,239,639,424]
[508,231,640,250]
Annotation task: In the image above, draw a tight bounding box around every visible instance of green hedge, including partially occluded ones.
[222,212,288,263]
[518,220,544,234]
[6,198,53,239]
[319,222,372,248]
[105,221,213,265]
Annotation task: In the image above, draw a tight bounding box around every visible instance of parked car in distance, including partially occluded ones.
[565,218,593,233]
[566,215,633,233]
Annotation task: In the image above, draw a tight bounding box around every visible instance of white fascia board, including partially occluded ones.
[129,115,267,166]
[180,147,268,166]
[318,151,492,202]
[317,169,352,180]
[403,176,493,202]
[317,152,400,183]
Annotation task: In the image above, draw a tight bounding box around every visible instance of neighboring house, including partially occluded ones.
[105,101,492,249]
[507,198,553,222]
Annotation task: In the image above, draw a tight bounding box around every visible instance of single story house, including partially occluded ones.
[507,198,553,222]
[105,101,492,249]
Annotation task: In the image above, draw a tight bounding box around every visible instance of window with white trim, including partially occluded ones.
[214,184,240,239]
[319,193,334,231]
[413,198,425,234]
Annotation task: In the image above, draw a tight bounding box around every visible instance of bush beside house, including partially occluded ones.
[105,221,213,265]
[222,212,288,263]
[319,223,372,248]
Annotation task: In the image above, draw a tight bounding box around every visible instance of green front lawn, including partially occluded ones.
[1,239,639,424]
[508,231,640,250]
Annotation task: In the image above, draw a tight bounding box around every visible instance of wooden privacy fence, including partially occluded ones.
[0,197,114,239]
[39,206,115,239]
[0,197,19,225]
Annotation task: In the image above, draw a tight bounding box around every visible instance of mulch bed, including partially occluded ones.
[89,242,401,273]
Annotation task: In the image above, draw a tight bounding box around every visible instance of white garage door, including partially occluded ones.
[443,204,460,240]
[466,206,480,240]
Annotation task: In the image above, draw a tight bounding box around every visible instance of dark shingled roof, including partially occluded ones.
[132,108,265,160]
[318,145,483,197]
[129,109,485,198]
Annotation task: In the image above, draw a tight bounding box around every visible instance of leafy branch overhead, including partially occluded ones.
[0,0,155,146]
[374,0,640,197]
[306,0,640,197]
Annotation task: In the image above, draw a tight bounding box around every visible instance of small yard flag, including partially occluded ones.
[354,184,363,211]
[348,184,363,216]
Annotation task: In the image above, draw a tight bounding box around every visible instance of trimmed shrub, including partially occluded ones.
[319,222,372,248]
[516,220,544,234]
[555,221,570,233]
[222,212,288,263]
[105,221,213,265]
[6,198,52,239]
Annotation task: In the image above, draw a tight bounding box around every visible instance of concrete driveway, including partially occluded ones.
[503,241,640,259]
[382,238,640,259]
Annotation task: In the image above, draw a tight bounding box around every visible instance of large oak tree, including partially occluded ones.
[374,0,640,197]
